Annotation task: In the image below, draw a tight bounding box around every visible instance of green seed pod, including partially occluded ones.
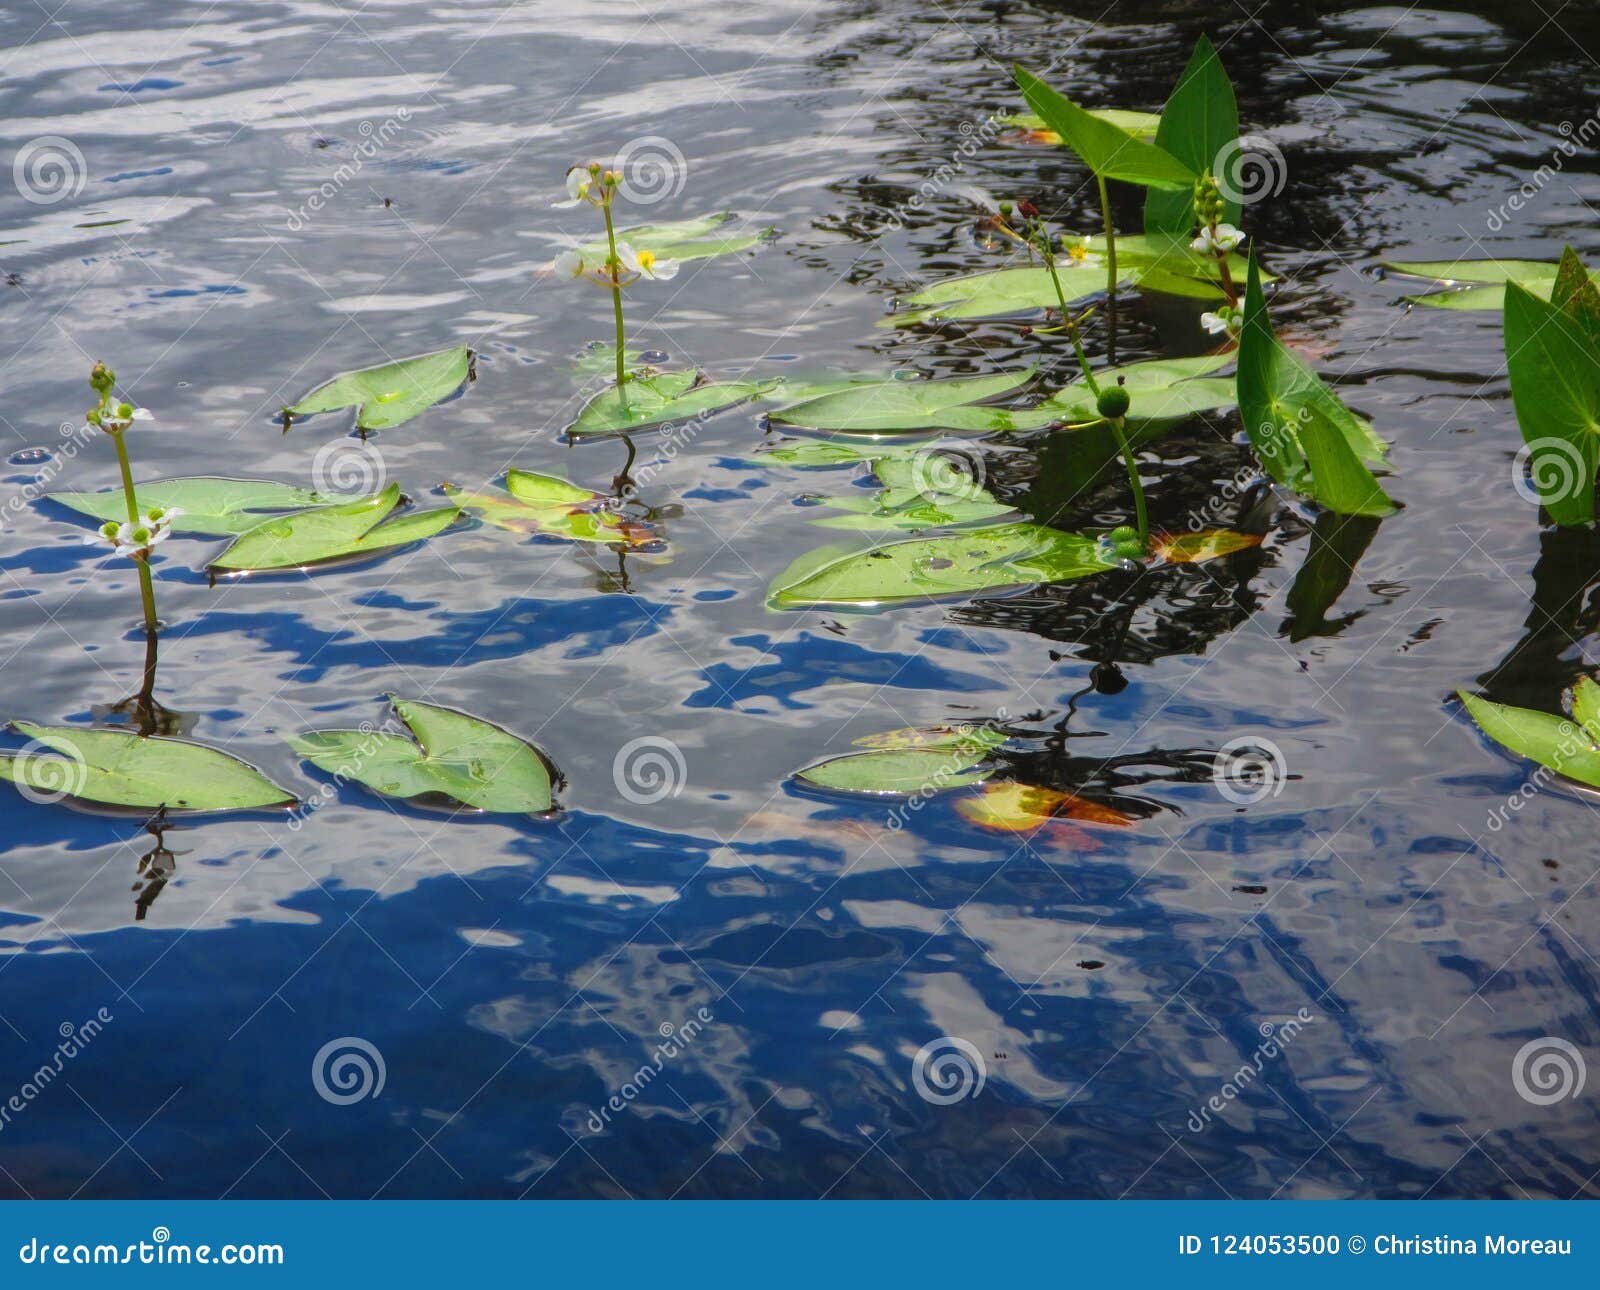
[117,402,134,419]
[1107,525,1138,544]
[1096,385,1131,420]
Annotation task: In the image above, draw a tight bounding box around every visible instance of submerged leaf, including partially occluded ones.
[211,484,458,571]
[1238,254,1394,517]
[1459,690,1600,789]
[1151,528,1262,564]
[290,697,558,814]
[443,470,658,547]
[0,722,294,812]
[49,477,332,536]
[288,346,472,432]
[769,522,1118,608]
[569,370,777,437]
[955,781,1135,831]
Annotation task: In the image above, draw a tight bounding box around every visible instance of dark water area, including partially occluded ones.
[0,0,1597,1198]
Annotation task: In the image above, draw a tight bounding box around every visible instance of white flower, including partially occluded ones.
[554,166,593,208]
[1200,307,1242,336]
[616,242,679,281]
[85,506,180,558]
[90,405,152,435]
[1191,223,1245,255]
[553,249,585,278]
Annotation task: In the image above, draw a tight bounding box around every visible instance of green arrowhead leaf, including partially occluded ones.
[1503,281,1600,526]
[999,109,1161,140]
[288,346,473,432]
[1550,246,1600,349]
[0,722,295,812]
[1145,35,1240,235]
[289,697,558,814]
[1238,254,1395,516]
[211,484,458,571]
[49,477,333,536]
[1014,66,1194,190]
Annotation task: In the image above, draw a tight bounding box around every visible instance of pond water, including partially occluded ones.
[1,0,1598,1198]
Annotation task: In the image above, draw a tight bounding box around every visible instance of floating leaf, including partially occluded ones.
[287,346,472,432]
[1503,279,1600,526]
[955,781,1135,831]
[443,470,658,547]
[951,353,1236,432]
[886,239,1259,325]
[0,722,294,812]
[211,484,457,571]
[1014,66,1193,190]
[769,370,1033,435]
[795,746,993,797]
[573,212,774,265]
[1382,258,1557,310]
[852,725,1009,753]
[1238,254,1394,516]
[1144,35,1240,236]
[49,477,332,536]
[291,697,558,814]
[569,370,777,437]
[769,522,1118,609]
[1459,690,1600,789]
[1151,528,1262,564]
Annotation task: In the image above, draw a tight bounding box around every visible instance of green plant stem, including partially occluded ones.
[1097,174,1118,361]
[1111,416,1147,552]
[110,428,158,633]
[601,199,628,396]
[1038,249,1100,394]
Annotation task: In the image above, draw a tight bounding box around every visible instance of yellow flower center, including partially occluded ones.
[637,250,657,272]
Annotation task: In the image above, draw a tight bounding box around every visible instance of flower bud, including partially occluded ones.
[1096,385,1131,420]
[90,362,114,394]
